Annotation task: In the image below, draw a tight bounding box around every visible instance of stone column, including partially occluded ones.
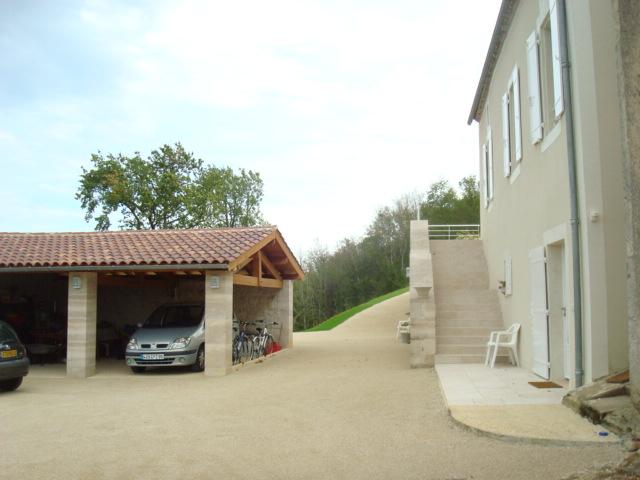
[67,272,97,378]
[615,0,640,411]
[204,271,233,376]
[409,220,436,367]
[273,280,293,349]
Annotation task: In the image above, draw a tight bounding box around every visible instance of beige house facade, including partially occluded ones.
[469,0,628,388]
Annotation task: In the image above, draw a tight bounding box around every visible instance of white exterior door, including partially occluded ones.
[530,246,550,379]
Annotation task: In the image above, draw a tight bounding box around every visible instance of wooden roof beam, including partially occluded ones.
[260,253,282,280]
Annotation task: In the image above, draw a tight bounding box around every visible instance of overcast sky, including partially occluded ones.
[0,0,500,255]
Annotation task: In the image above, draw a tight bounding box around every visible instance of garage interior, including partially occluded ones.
[0,227,303,377]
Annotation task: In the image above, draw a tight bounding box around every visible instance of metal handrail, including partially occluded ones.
[428,224,480,240]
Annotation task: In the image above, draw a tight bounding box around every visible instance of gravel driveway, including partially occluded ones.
[0,293,624,479]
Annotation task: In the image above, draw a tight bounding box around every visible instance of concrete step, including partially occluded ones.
[436,302,502,315]
[582,396,633,424]
[435,318,503,327]
[436,344,488,355]
[435,353,510,364]
[437,310,500,321]
[435,290,499,301]
[436,335,488,346]
[433,280,489,289]
[437,326,497,337]
[433,258,488,266]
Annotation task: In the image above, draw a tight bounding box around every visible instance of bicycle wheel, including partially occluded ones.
[240,337,252,363]
[264,335,275,355]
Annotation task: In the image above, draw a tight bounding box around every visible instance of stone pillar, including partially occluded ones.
[409,220,436,367]
[204,271,233,376]
[273,280,293,349]
[67,272,97,378]
[615,0,640,411]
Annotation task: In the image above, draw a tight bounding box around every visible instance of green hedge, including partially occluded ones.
[304,287,409,332]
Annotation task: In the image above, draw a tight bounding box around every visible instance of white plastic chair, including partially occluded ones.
[484,323,521,368]
[396,319,410,340]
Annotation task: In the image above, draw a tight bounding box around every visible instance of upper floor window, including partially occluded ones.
[526,0,564,145]
[501,67,522,178]
[482,127,494,208]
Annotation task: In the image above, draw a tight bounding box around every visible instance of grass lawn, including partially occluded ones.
[305,287,409,332]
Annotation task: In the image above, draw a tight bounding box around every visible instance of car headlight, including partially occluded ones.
[127,338,139,350]
[170,337,191,350]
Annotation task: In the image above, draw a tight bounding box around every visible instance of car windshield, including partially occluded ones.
[0,323,17,343]
[144,305,203,328]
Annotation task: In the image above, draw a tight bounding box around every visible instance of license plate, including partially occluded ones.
[1,350,17,359]
[142,353,164,360]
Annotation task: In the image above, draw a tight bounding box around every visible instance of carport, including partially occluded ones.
[0,227,303,377]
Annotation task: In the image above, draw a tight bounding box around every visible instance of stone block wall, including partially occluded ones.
[233,283,293,347]
[97,277,204,330]
[409,220,436,367]
[67,272,97,377]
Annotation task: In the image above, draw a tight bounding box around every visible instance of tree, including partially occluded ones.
[420,176,480,225]
[76,143,264,230]
[194,167,264,228]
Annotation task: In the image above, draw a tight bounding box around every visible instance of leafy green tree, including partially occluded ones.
[191,167,264,228]
[76,143,264,230]
[420,176,479,225]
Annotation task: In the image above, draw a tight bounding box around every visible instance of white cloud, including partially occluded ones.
[1,0,500,253]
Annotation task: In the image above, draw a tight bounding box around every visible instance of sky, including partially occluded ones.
[0,0,501,256]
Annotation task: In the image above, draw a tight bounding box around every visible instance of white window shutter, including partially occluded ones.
[505,256,513,296]
[526,31,543,144]
[487,128,494,201]
[549,0,564,118]
[502,93,511,177]
[482,143,488,208]
[512,67,522,162]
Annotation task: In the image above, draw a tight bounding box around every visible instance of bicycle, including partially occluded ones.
[251,320,279,359]
[232,319,253,365]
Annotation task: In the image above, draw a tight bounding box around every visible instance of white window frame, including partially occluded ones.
[482,127,494,208]
[502,66,522,178]
[528,0,564,146]
[504,256,513,296]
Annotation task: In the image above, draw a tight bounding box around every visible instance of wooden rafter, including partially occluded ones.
[233,255,254,273]
[227,232,277,272]
[227,229,304,282]
[274,230,305,279]
[233,274,282,289]
[260,253,282,280]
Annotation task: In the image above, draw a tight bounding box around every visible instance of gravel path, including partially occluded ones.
[0,293,625,479]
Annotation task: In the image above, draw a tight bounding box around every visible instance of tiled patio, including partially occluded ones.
[435,363,568,406]
[435,364,615,442]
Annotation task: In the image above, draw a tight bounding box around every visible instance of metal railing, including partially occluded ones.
[428,224,480,240]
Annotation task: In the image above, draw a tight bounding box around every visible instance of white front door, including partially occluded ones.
[529,246,550,379]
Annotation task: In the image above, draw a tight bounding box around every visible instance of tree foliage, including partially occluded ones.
[294,177,480,331]
[76,143,264,230]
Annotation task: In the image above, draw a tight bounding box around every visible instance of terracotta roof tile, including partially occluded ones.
[0,227,275,269]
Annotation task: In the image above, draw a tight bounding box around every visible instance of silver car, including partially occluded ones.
[125,303,205,373]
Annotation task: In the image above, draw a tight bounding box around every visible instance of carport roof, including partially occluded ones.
[0,227,302,278]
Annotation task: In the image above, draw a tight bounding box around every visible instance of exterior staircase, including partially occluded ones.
[431,240,508,364]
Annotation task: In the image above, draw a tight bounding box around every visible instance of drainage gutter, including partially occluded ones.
[558,0,584,387]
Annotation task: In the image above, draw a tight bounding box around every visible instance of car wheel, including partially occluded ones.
[131,366,146,374]
[0,377,23,392]
[192,345,205,372]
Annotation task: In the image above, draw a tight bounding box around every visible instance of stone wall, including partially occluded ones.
[409,220,436,367]
[615,0,640,410]
[233,284,291,346]
[97,276,204,330]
